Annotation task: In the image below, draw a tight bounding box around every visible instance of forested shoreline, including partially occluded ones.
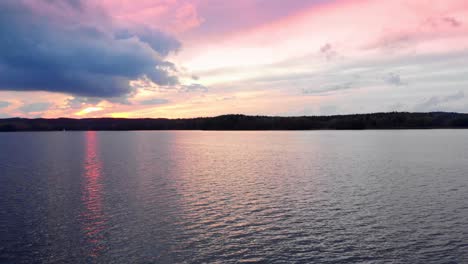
[1,112,468,131]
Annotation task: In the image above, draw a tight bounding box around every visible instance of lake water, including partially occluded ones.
[0,130,467,263]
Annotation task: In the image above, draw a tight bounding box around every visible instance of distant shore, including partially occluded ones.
[1,112,468,131]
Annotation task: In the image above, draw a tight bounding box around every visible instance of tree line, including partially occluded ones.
[1,112,468,131]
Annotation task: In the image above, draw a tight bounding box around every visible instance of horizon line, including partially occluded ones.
[1,111,467,120]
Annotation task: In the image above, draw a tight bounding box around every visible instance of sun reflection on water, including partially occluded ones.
[81,131,106,258]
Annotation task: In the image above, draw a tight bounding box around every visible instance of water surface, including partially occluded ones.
[0,130,467,263]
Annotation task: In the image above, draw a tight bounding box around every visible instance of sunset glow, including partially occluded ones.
[1,0,468,118]
[76,107,104,116]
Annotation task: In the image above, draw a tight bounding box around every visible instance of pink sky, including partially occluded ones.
[1,0,468,118]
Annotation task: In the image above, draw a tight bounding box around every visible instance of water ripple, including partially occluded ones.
[0,130,468,263]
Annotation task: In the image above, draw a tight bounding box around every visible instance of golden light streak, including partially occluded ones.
[75,107,103,116]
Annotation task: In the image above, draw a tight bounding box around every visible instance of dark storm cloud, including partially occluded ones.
[0,0,181,98]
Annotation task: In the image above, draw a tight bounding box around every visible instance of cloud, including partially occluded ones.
[424,16,463,28]
[19,102,52,113]
[179,83,209,92]
[0,101,11,109]
[368,13,466,53]
[44,0,83,10]
[319,43,338,61]
[115,28,181,56]
[139,98,169,105]
[444,90,465,101]
[384,73,405,86]
[65,97,102,109]
[414,91,465,111]
[0,0,181,98]
[442,17,462,27]
[302,82,354,95]
[97,0,204,34]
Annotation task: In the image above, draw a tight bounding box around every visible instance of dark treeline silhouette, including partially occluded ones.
[1,112,468,132]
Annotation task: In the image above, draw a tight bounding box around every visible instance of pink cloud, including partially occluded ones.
[95,0,203,34]
[179,0,468,69]
[3,0,468,118]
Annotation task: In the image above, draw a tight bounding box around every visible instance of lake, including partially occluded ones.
[0,130,467,263]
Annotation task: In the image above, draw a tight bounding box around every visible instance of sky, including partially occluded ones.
[1,0,468,118]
